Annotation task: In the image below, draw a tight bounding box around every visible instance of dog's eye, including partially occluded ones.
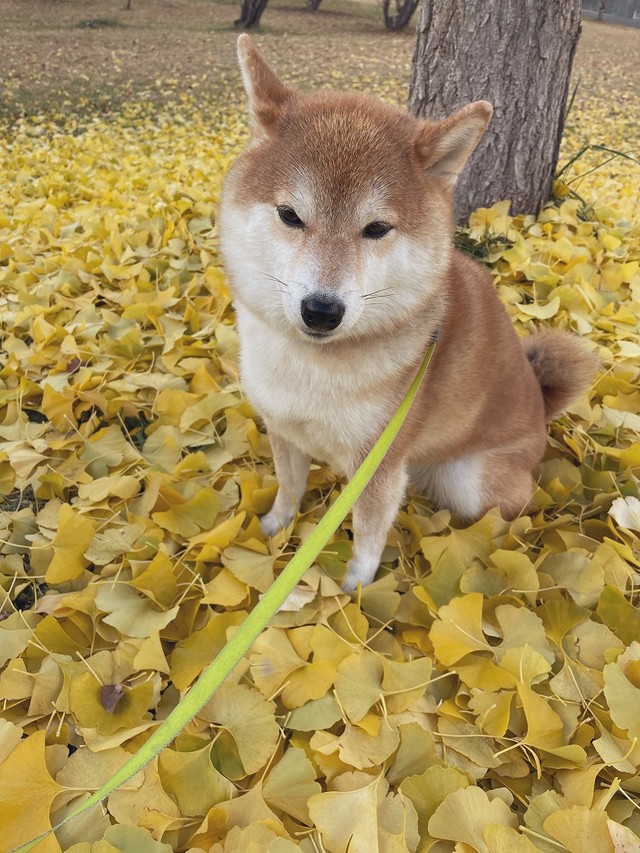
[277,206,305,228]
[363,221,392,239]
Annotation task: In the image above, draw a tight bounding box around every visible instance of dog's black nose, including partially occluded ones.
[300,296,345,331]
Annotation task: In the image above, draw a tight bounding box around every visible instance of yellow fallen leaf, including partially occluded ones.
[0,730,67,853]
[45,503,96,584]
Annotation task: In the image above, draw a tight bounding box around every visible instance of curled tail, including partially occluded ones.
[523,329,598,422]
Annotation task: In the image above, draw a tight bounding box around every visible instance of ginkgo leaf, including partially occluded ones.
[334,650,383,723]
[286,694,343,732]
[399,765,469,841]
[469,689,514,737]
[380,656,432,714]
[215,823,300,853]
[484,824,538,852]
[107,762,183,832]
[430,592,491,665]
[0,718,23,764]
[607,820,640,851]
[77,475,140,503]
[544,805,614,853]
[171,610,247,690]
[188,782,279,849]
[96,583,180,639]
[0,730,67,853]
[151,486,220,538]
[262,746,322,822]
[541,551,604,608]
[609,496,640,531]
[500,645,553,686]
[493,605,555,666]
[222,545,274,592]
[69,672,154,735]
[603,657,640,742]
[129,549,178,609]
[428,785,518,851]
[198,682,280,776]
[597,586,640,646]
[331,717,400,769]
[517,684,565,749]
[102,825,174,853]
[309,774,417,853]
[158,742,236,817]
[45,503,96,583]
[386,722,439,786]
[55,746,144,791]
[281,660,336,709]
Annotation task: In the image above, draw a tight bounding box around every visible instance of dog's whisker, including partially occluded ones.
[257,271,290,289]
[362,287,395,299]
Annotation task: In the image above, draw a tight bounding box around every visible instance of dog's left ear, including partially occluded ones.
[414,101,493,186]
[237,35,294,139]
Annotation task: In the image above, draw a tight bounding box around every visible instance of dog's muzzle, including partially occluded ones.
[300,295,345,332]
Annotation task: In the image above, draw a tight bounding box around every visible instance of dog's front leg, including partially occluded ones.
[260,431,311,536]
[343,460,408,592]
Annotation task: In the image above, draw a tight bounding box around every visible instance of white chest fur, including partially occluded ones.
[236,308,408,475]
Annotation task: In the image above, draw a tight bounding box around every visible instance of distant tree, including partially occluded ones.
[381,0,419,30]
[597,0,607,20]
[235,0,269,28]
[308,0,323,9]
[409,0,582,221]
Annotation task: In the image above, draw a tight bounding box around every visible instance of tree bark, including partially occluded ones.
[382,0,420,31]
[308,0,323,10]
[408,0,582,222]
[235,0,270,29]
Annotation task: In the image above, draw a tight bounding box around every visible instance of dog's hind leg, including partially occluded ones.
[343,461,409,592]
[413,448,537,522]
[479,449,537,520]
[261,432,310,536]
[412,453,485,521]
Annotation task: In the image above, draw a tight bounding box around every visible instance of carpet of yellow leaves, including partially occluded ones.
[1,33,640,853]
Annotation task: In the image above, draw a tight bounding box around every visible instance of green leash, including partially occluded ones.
[10,338,437,853]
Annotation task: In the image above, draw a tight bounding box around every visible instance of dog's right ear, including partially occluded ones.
[237,35,293,139]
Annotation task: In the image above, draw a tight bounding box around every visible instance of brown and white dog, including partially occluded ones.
[219,36,596,591]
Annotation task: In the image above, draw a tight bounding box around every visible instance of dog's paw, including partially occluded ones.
[342,556,378,593]
[260,507,294,537]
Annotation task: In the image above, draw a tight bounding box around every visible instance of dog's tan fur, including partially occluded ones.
[219,37,597,590]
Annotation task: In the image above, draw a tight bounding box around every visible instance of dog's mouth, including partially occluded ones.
[299,327,334,342]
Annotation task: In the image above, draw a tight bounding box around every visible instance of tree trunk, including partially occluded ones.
[408,0,582,222]
[382,0,419,31]
[597,0,607,21]
[235,0,269,28]
[308,0,323,10]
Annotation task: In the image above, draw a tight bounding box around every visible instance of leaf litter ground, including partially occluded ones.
[1,16,640,853]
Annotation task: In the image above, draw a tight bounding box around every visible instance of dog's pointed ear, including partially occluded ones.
[237,35,294,139]
[414,101,493,186]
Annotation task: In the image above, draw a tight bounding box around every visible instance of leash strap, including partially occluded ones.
[10,338,437,853]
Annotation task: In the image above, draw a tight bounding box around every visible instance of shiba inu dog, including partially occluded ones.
[219,36,596,591]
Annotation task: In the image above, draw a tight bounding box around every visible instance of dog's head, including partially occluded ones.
[219,36,491,343]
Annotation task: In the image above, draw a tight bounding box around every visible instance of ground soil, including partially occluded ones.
[1,0,639,122]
